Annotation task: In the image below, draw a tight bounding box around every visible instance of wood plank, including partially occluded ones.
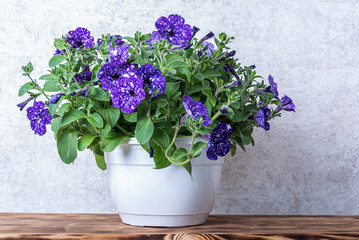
[0,214,358,239]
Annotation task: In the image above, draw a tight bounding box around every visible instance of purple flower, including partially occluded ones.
[111,66,145,113]
[268,75,279,99]
[66,27,95,48]
[54,49,63,55]
[98,60,127,92]
[274,95,296,113]
[17,96,35,111]
[253,105,270,131]
[202,42,216,57]
[182,95,211,126]
[26,101,52,136]
[218,50,236,62]
[109,44,129,63]
[192,26,200,38]
[206,122,232,160]
[49,93,65,104]
[137,64,166,97]
[149,14,192,45]
[219,105,229,114]
[74,71,92,84]
[198,32,214,44]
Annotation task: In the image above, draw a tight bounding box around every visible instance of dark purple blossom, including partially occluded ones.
[74,71,92,84]
[206,122,232,160]
[218,50,236,62]
[109,44,129,63]
[274,95,296,114]
[54,49,64,55]
[98,60,127,92]
[240,65,256,73]
[182,95,211,126]
[198,32,214,44]
[202,42,216,57]
[253,105,270,131]
[148,14,192,45]
[17,96,35,111]
[268,75,279,99]
[66,27,95,48]
[148,140,154,158]
[192,26,200,38]
[220,105,229,114]
[137,64,166,97]
[49,93,65,104]
[111,66,145,113]
[170,43,192,50]
[26,101,52,136]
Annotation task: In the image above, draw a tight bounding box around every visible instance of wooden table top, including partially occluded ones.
[0,213,358,239]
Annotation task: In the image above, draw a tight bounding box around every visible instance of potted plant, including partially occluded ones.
[17,14,295,227]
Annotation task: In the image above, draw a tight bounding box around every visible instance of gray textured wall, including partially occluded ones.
[1,0,358,214]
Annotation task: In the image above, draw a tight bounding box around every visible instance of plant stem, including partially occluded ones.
[116,123,133,136]
[28,75,50,100]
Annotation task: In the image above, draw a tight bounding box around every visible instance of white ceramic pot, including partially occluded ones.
[105,137,224,227]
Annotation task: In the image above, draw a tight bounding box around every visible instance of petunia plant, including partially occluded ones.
[17,14,295,177]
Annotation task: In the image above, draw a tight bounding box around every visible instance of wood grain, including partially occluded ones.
[0,214,358,239]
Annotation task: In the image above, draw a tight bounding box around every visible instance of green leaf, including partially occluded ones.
[87,112,104,128]
[57,128,78,164]
[43,81,62,92]
[39,74,57,81]
[49,54,66,68]
[78,134,97,151]
[18,82,34,96]
[165,82,180,98]
[88,87,110,101]
[123,112,137,122]
[26,62,34,72]
[48,96,64,116]
[135,117,154,145]
[157,99,168,108]
[182,162,193,180]
[101,133,127,152]
[173,147,187,162]
[51,118,62,135]
[61,109,87,126]
[57,103,71,116]
[165,54,184,66]
[98,106,120,127]
[152,128,170,148]
[192,142,207,157]
[202,68,221,79]
[95,154,107,170]
[99,122,111,138]
[153,145,172,169]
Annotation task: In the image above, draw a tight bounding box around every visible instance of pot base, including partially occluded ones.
[119,212,209,227]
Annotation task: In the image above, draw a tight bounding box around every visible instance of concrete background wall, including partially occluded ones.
[1,0,358,214]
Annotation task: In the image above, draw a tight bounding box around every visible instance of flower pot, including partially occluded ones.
[105,138,224,227]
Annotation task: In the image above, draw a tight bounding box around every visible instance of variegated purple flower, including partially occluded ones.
[182,95,211,126]
[202,42,216,57]
[66,27,95,48]
[109,44,129,63]
[111,66,146,113]
[137,64,165,97]
[49,93,65,104]
[274,95,296,113]
[206,122,232,160]
[268,75,279,99]
[253,105,270,131]
[74,71,92,84]
[97,60,127,92]
[26,101,52,136]
[148,14,192,45]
